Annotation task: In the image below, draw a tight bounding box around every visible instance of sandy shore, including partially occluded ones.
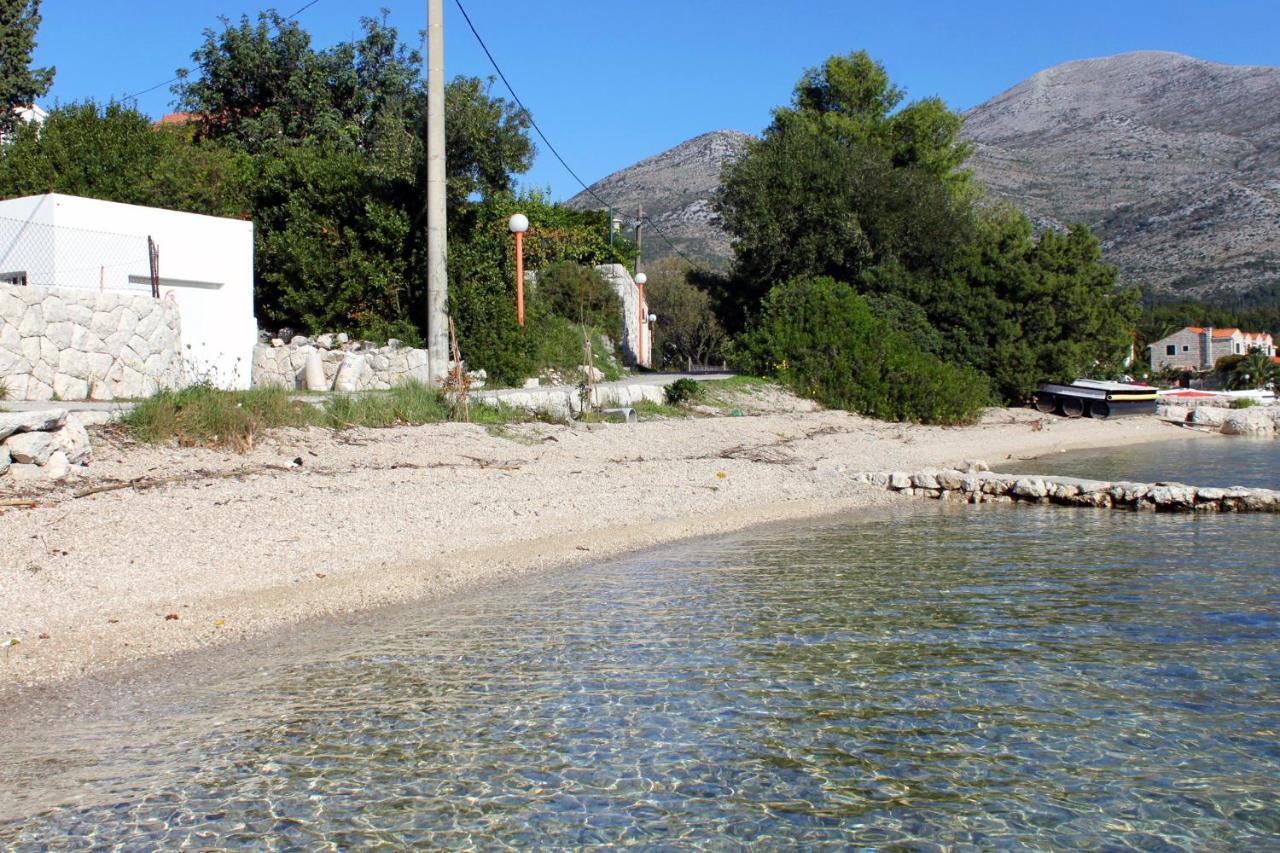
[0,402,1206,694]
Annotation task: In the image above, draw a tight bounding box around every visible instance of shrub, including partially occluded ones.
[665,377,704,406]
[736,276,991,425]
[535,261,622,338]
[1233,397,1257,410]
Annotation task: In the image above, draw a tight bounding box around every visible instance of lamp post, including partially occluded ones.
[634,272,647,367]
[509,213,529,326]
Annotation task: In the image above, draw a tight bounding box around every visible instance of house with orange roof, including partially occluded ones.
[1149,326,1276,372]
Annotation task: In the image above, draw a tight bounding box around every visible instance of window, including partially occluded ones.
[1182,345,1190,352]
[1166,345,1177,356]
[1236,343,1242,354]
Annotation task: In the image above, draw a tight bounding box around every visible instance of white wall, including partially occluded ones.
[0,193,256,389]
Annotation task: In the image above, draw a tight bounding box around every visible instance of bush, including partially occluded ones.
[1233,397,1257,410]
[665,378,704,405]
[534,261,622,337]
[736,276,992,425]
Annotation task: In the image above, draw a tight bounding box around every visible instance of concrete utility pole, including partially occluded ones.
[634,205,644,277]
[425,0,449,381]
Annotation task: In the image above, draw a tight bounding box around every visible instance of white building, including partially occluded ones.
[0,193,256,388]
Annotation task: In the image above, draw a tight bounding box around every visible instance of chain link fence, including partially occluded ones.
[0,215,156,295]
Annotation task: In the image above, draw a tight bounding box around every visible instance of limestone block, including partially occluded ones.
[42,296,69,323]
[19,335,40,367]
[65,303,93,327]
[333,353,368,393]
[1221,410,1275,436]
[25,377,53,400]
[135,308,161,341]
[42,321,74,350]
[89,309,117,338]
[302,351,327,391]
[1012,477,1048,499]
[0,287,20,320]
[52,373,90,401]
[0,320,21,352]
[15,285,46,306]
[6,430,57,464]
[315,333,334,349]
[1190,407,1229,427]
[0,345,23,375]
[888,471,911,490]
[336,332,349,345]
[0,444,9,475]
[128,334,152,358]
[18,309,46,337]
[6,462,44,481]
[369,353,390,372]
[117,306,141,334]
[42,450,70,480]
[86,350,115,378]
[288,345,315,372]
[52,416,91,464]
[911,471,941,490]
[0,409,63,440]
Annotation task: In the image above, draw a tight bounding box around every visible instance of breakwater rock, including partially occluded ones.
[856,467,1279,513]
[1,409,91,482]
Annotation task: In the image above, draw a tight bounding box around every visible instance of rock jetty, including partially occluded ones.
[857,465,1278,513]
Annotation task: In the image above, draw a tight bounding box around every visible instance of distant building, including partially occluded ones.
[1149,326,1276,372]
[1,103,47,145]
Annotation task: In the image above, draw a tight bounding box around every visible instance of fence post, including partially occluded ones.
[147,236,160,298]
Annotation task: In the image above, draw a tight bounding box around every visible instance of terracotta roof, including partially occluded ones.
[1183,326,1269,339]
[153,112,195,127]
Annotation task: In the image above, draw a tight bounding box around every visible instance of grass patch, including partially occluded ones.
[0,377,9,401]
[633,399,689,419]
[321,380,451,428]
[123,384,320,450]
[1232,397,1258,409]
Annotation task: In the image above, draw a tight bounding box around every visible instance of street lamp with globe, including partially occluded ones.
[634,272,648,367]
[509,213,529,326]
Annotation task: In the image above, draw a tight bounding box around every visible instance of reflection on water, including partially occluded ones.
[1005,436,1278,490]
[1,489,1278,846]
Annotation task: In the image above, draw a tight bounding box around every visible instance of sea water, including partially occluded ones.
[0,442,1276,848]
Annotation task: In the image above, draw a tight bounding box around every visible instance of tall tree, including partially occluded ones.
[715,51,973,321]
[0,0,54,135]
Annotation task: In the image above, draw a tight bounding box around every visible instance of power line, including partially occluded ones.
[452,0,715,276]
[120,0,323,104]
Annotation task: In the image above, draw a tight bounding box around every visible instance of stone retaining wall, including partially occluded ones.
[0,409,91,482]
[0,283,181,400]
[857,465,1279,513]
[252,334,431,392]
[473,382,668,421]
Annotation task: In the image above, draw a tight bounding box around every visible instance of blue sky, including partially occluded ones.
[31,0,1280,202]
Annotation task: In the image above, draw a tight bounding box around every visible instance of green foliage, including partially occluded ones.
[123,384,319,449]
[714,51,974,325]
[321,380,449,427]
[645,257,727,369]
[632,399,688,419]
[737,276,991,425]
[0,102,254,216]
[0,0,54,136]
[0,376,9,401]
[535,261,621,336]
[665,378,704,406]
[1216,350,1276,390]
[1233,397,1258,410]
[859,207,1139,402]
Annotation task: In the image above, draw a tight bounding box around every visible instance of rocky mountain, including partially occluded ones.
[566,130,751,270]
[963,51,1280,301]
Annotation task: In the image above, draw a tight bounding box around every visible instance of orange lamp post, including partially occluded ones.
[509,213,529,326]
[635,272,647,367]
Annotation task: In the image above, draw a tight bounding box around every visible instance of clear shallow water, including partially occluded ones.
[1005,436,1278,490]
[1,455,1278,848]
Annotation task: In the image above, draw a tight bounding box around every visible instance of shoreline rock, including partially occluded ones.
[859,467,1278,513]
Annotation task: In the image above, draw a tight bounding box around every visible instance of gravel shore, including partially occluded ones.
[0,403,1204,693]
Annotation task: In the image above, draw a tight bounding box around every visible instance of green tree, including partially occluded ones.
[0,0,53,135]
[0,101,253,217]
[714,51,973,323]
[644,257,727,369]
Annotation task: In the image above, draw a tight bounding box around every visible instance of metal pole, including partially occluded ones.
[425,0,449,381]
[515,230,524,326]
